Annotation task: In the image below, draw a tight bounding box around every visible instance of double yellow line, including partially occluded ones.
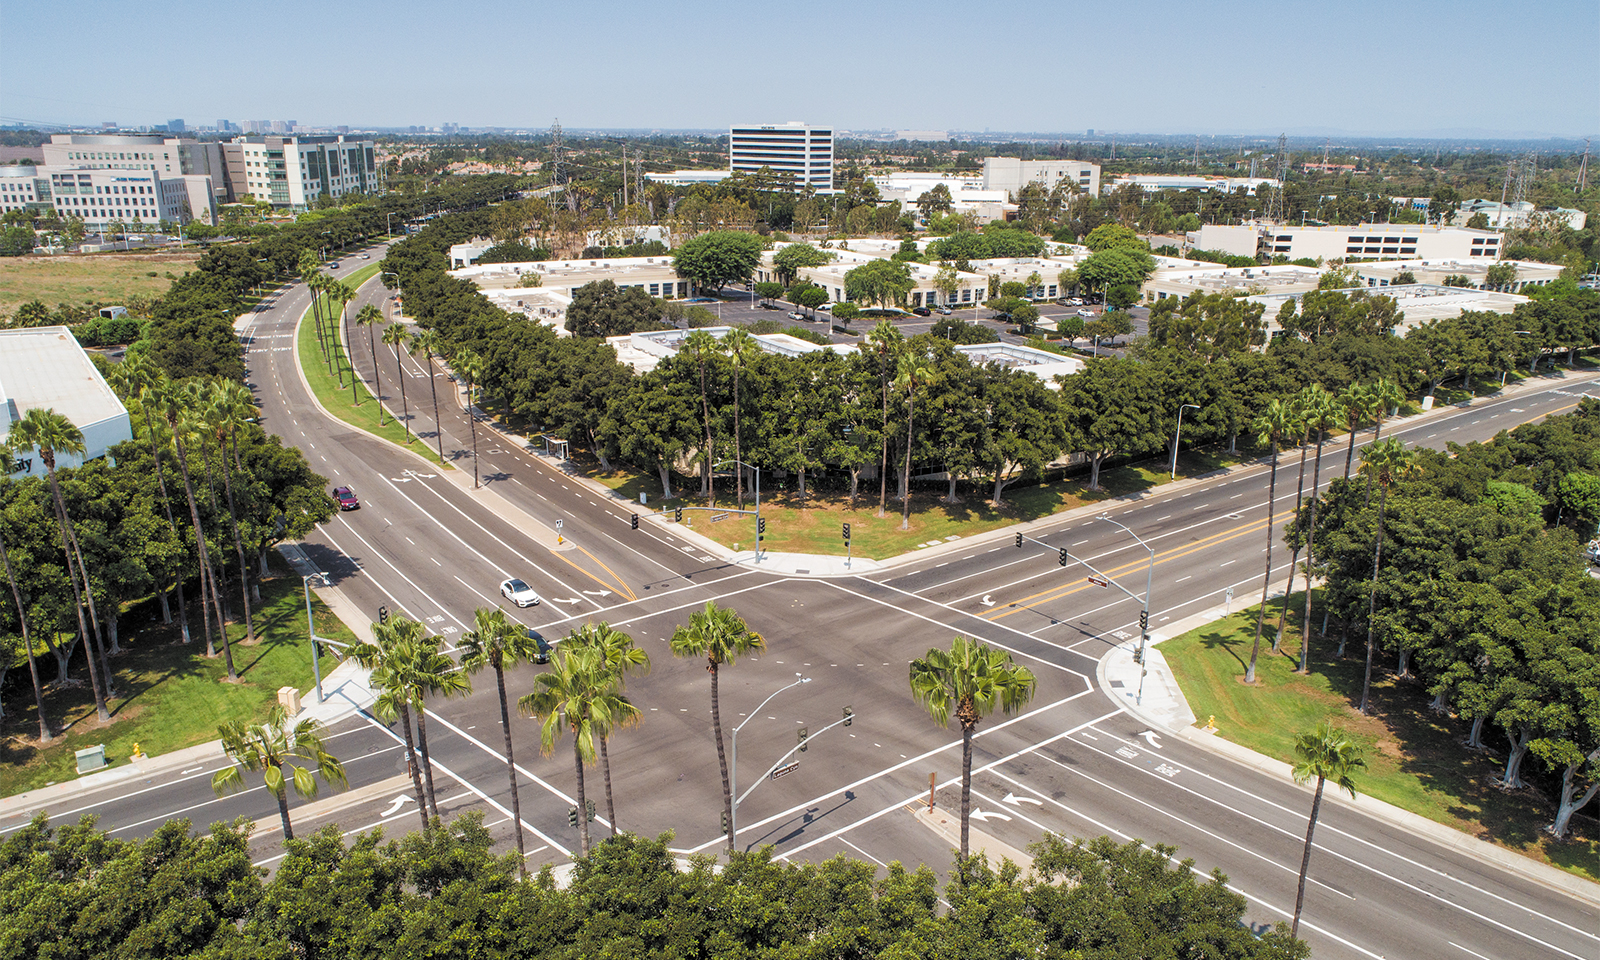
[549,541,639,602]
[984,514,1277,621]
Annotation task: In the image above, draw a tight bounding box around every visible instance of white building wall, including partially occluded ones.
[981,158,1100,198]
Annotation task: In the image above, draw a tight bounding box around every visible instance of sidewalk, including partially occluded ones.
[1097,592,1600,907]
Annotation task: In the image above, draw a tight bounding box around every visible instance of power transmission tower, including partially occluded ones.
[550,119,565,186]
[1577,139,1591,192]
[1193,136,1200,168]
[1264,133,1288,223]
[1322,138,1331,168]
[1512,152,1532,205]
[1498,157,1517,206]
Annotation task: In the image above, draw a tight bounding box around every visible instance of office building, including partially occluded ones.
[729,123,834,190]
[0,166,47,217]
[167,119,185,133]
[1103,174,1278,196]
[44,167,210,227]
[981,158,1100,198]
[41,134,229,208]
[1193,222,1504,263]
[1457,199,1587,231]
[221,135,380,208]
[1,328,132,479]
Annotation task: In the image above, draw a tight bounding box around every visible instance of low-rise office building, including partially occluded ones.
[982,158,1100,198]
[45,166,214,227]
[1352,258,1563,293]
[0,327,132,479]
[1193,222,1504,262]
[1457,199,1587,231]
[455,256,693,301]
[1144,263,1325,303]
[1248,284,1529,334]
[1104,175,1279,196]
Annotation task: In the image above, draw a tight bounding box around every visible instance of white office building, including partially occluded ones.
[0,328,132,479]
[1193,222,1504,263]
[1103,174,1279,196]
[981,158,1100,198]
[45,167,213,227]
[42,134,229,206]
[1457,199,1587,231]
[0,166,47,217]
[221,135,380,209]
[729,123,834,190]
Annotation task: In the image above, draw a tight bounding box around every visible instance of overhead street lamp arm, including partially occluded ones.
[730,675,809,849]
[1171,403,1201,479]
[738,709,854,806]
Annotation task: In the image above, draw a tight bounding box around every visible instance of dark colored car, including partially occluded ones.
[911,306,932,316]
[332,486,359,510]
[525,628,553,664]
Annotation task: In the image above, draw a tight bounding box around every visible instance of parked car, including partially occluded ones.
[1077,308,1096,319]
[360,253,370,259]
[818,303,832,312]
[911,306,932,316]
[500,578,542,607]
[935,306,952,315]
[788,311,805,321]
[525,627,553,663]
[332,486,360,510]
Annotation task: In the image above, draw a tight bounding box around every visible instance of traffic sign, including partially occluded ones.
[1086,575,1109,588]
[771,761,801,780]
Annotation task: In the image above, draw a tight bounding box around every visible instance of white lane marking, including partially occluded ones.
[326,520,472,631]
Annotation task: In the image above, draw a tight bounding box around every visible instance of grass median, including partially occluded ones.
[1161,589,1599,881]
[295,263,450,468]
[1,561,358,797]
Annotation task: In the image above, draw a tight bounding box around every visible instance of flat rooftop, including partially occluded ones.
[0,326,126,435]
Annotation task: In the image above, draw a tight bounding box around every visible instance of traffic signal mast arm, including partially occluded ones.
[737,710,857,805]
[1015,531,1145,607]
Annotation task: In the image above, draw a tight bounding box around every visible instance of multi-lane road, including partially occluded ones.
[6,252,1596,960]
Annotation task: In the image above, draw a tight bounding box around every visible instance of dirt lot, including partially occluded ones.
[0,251,201,316]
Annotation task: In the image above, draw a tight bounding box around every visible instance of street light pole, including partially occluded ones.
[729,675,809,851]
[1097,514,1156,704]
[714,458,762,561]
[302,572,329,703]
[1170,403,1201,479]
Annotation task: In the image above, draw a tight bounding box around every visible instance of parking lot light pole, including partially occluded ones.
[730,675,809,851]
[1170,403,1201,479]
[1097,514,1156,704]
[302,572,330,703]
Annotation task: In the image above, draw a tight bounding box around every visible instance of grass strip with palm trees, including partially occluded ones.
[1,562,359,797]
[292,263,451,468]
[1160,590,1600,882]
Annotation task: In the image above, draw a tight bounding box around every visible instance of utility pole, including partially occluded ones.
[1193,136,1200,169]
[1577,138,1591,193]
[1264,133,1288,223]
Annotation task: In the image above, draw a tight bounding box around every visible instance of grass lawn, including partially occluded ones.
[1,560,358,797]
[296,264,450,468]
[570,446,1252,559]
[1161,590,1599,881]
[0,251,201,315]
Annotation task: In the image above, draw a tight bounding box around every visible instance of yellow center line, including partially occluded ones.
[571,541,639,601]
[986,515,1278,621]
[548,543,638,602]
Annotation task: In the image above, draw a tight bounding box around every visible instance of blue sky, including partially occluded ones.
[4,0,1596,138]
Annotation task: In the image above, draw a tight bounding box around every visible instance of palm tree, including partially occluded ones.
[1246,398,1295,685]
[173,390,236,678]
[867,320,904,517]
[459,606,544,874]
[0,438,53,741]
[1358,438,1414,714]
[1274,388,1320,651]
[203,382,255,643]
[212,703,348,841]
[668,601,765,853]
[1290,722,1366,937]
[390,616,470,818]
[908,635,1036,860]
[408,329,447,463]
[895,350,935,532]
[382,322,413,441]
[519,643,623,857]
[327,280,356,388]
[1297,388,1341,674]
[1338,382,1376,480]
[154,379,229,669]
[681,330,719,500]
[570,621,650,835]
[455,348,485,488]
[349,617,430,833]
[297,253,328,367]
[722,328,758,507]
[354,304,384,409]
[1364,377,1405,505]
[9,407,112,720]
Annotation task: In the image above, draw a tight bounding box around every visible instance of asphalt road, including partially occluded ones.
[6,256,1596,960]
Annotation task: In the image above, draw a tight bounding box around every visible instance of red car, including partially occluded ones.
[333,486,360,510]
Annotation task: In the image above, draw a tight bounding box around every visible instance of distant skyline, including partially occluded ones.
[4,0,1596,140]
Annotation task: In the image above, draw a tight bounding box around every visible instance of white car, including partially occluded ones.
[499,578,542,607]
[1077,308,1096,319]
[788,311,805,320]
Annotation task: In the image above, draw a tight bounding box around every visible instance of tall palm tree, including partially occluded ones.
[896,350,935,532]
[1358,438,1414,714]
[349,617,430,833]
[382,322,413,441]
[391,616,470,818]
[1274,389,1318,651]
[1297,388,1341,675]
[570,621,650,835]
[1338,382,1376,480]
[1364,377,1405,505]
[174,390,236,677]
[867,320,905,517]
[408,329,447,463]
[1290,722,1366,937]
[721,328,758,507]
[459,606,544,874]
[354,304,384,408]
[212,704,348,841]
[108,358,190,643]
[668,601,765,853]
[297,253,328,366]
[327,280,356,388]
[9,407,111,720]
[519,643,622,857]
[0,438,53,741]
[454,348,485,488]
[203,383,255,643]
[908,635,1036,860]
[681,330,719,500]
[1246,398,1295,685]
[153,379,227,666]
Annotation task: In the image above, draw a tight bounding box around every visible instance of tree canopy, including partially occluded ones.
[671,230,766,294]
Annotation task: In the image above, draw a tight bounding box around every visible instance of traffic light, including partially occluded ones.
[758,517,766,537]
[1139,609,1149,631]
[675,506,683,523]
[377,605,389,625]
[1015,532,1023,548]
[585,798,597,821]
[721,811,729,833]
[842,522,851,542]
[631,512,639,530]
[1058,547,1069,566]
[843,706,853,727]
[568,806,579,827]
[798,727,808,752]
